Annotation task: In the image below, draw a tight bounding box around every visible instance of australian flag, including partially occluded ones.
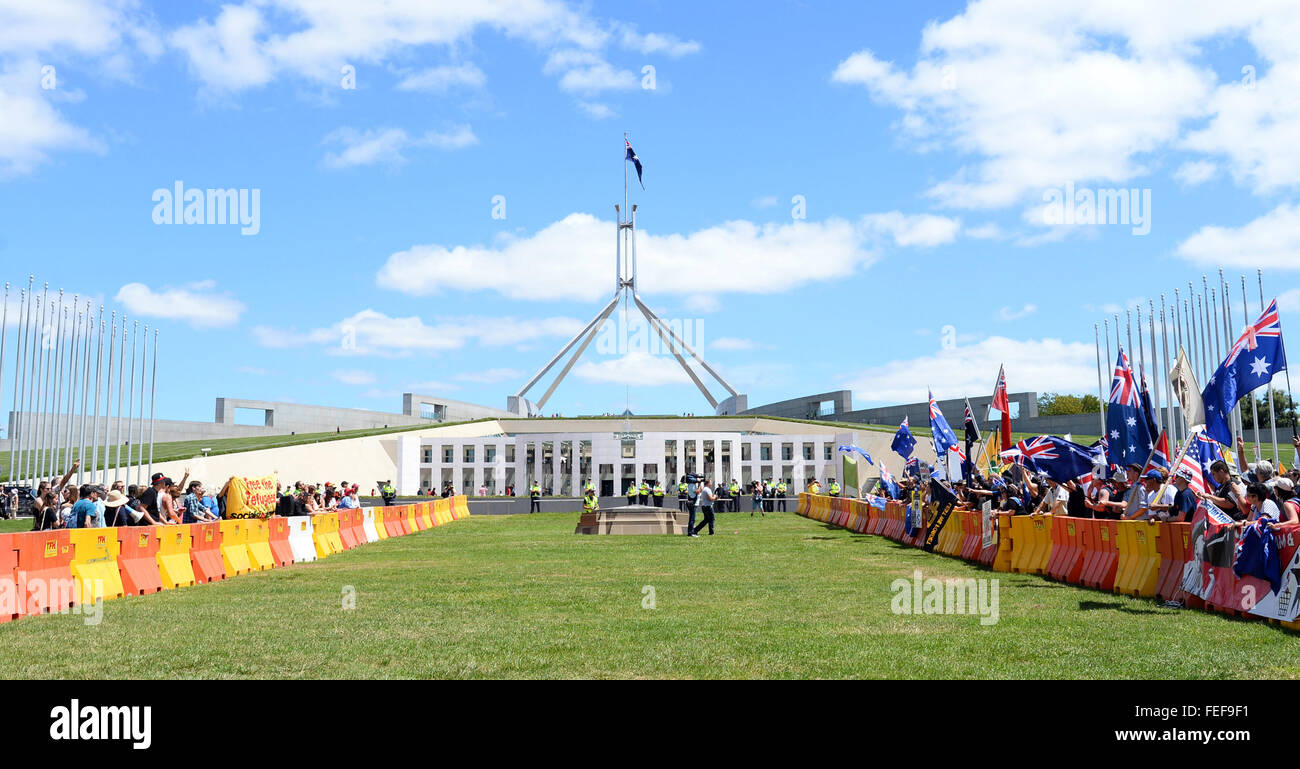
[928,390,960,459]
[891,416,916,459]
[878,462,900,500]
[1013,435,1104,483]
[837,444,874,465]
[962,398,980,482]
[1202,299,1286,446]
[1106,347,1153,469]
[625,139,644,190]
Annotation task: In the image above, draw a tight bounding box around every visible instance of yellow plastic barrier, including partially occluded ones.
[244,518,275,572]
[219,519,253,576]
[406,506,419,533]
[938,511,963,556]
[991,513,1014,572]
[1028,515,1054,573]
[156,526,196,589]
[68,528,125,605]
[1114,520,1162,597]
[312,513,343,558]
[373,508,389,540]
[419,502,434,529]
[435,499,451,525]
[453,494,470,519]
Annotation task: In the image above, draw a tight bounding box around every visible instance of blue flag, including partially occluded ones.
[837,444,874,465]
[625,139,644,190]
[891,416,916,459]
[1011,435,1104,483]
[1105,348,1153,469]
[878,462,900,500]
[928,390,959,457]
[1202,300,1286,446]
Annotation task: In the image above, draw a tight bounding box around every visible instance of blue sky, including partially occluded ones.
[1,0,1298,426]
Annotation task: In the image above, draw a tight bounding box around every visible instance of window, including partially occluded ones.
[781,443,793,461]
[621,439,636,458]
[816,400,836,417]
[506,445,515,463]
[421,447,433,464]
[464,446,476,463]
[742,444,752,461]
[485,446,496,463]
[824,444,832,460]
[442,445,453,463]
[760,443,772,461]
[803,442,814,461]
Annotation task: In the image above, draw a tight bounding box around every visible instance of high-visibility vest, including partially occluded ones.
[627,486,637,496]
[810,481,821,494]
[584,495,597,512]
[678,483,687,493]
[778,483,787,494]
[829,482,841,495]
[654,485,664,496]
[640,483,649,495]
[729,483,739,494]
[530,484,540,498]
[585,481,594,491]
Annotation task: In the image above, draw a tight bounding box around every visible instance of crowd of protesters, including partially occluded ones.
[18,461,371,530]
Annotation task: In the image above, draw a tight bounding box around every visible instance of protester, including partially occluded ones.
[1242,483,1281,526]
[690,477,717,537]
[1165,468,1199,523]
[182,482,218,524]
[159,481,184,525]
[103,489,131,526]
[58,485,80,528]
[1271,478,1299,529]
[1199,460,1249,520]
[71,485,103,529]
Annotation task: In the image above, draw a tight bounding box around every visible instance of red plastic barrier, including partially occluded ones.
[1078,519,1101,587]
[382,506,401,538]
[267,516,294,567]
[0,533,18,622]
[15,530,75,614]
[117,526,162,596]
[977,512,1001,566]
[959,511,981,561]
[1155,522,1183,601]
[1046,516,1085,584]
[338,509,359,550]
[1091,519,1119,591]
[188,522,226,584]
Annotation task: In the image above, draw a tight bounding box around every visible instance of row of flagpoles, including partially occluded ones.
[0,276,160,489]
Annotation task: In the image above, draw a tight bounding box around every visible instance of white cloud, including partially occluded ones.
[1279,288,1300,314]
[843,336,1099,406]
[615,25,701,57]
[752,195,779,209]
[829,3,1300,209]
[115,281,245,329]
[396,62,485,92]
[711,337,761,351]
[574,351,697,386]
[965,222,1004,240]
[377,213,889,302]
[252,309,584,356]
[998,303,1038,321]
[577,101,616,120]
[683,294,719,314]
[860,211,961,247]
[1176,203,1300,269]
[321,125,475,169]
[331,369,377,386]
[0,62,104,176]
[1174,160,1217,186]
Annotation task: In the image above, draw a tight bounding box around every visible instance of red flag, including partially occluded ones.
[992,365,1012,452]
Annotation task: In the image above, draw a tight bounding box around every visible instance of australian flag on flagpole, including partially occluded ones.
[1106,347,1153,469]
[1202,299,1286,446]
[625,139,644,190]
[891,416,916,459]
[928,390,960,462]
[962,397,980,482]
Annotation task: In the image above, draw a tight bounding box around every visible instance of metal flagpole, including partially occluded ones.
[43,291,65,481]
[77,303,92,486]
[1186,288,1198,382]
[1222,272,1246,454]
[134,325,148,487]
[1170,296,1180,446]
[125,319,138,486]
[148,328,158,481]
[52,300,70,478]
[1126,308,1135,371]
[91,309,106,485]
[63,303,81,481]
[102,312,117,485]
[1209,285,1227,444]
[22,286,43,484]
[33,290,52,481]
[7,287,24,484]
[0,283,7,483]
[112,320,126,483]
[1149,300,1163,436]
[1259,270,1280,463]
[1095,324,1107,437]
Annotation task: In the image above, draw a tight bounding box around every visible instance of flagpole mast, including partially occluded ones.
[77,302,92,486]
[0,283,8,482]
[7,287,24,484]
[1259,270,1280,462]
[91,308,105,485]
[1095,323,1107,439]
[1160,295,1176,448]
[1238,274,1263,460]
[1148,300,1163,436]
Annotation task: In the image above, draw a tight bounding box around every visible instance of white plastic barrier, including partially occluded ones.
[286,515,318,563]
[362,508,380,544]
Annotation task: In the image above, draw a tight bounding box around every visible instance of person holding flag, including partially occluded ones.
[1202,299,1286,447]
[892,416,916,460]
[962,398,981,482]
[928,390,960,481]
[992,365,1012,453]
[1106,348,1154,470]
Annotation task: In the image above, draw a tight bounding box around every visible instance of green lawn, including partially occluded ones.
[0,511,1294,679]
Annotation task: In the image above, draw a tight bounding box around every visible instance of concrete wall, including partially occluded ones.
[401,393,515,422]
[216,397,429,432]
[743,390,852,420]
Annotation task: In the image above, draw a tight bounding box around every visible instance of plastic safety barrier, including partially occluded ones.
[287,516,317,563]
[312,513,343,558]
[244,518,275,571]
[1156,522,1191,602]
[156,526,196,589]
[434,498,451,525]
[1080,519,1119,591]
[189,522,226,584]
[991,513,1013,572]
[372,508,389,540]
[453,495,469,520]
[420,502,435,529]
[218,519,253,577]
[1113,520,1161,597]
[117,527,163,596]
[1,533,20,622]
[959,511,982,561]
[362,508,380,543]
[406,505,420,533]
[1045,516,1085,585]
[267,516,294,568]
[338,509,360,550]
[68,528,125,605]
[16,530,75,614]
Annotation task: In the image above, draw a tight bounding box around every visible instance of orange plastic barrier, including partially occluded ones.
[117,526,163,596]
[16,530,75,614]
[338,509,360,549]
[959,511,981,561]
[189,522,226,583]
[0,533,19,622]
[382,506,402,537]
[267,516,294,567]
[1081,519,1119,591]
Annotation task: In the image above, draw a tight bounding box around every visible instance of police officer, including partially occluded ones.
[381,480,396,505]
[626,482,638,505]
[829,478,841,497]
[764,479,775,513]
[728,479,740,513]
[583,487,598,516]
[653,480,664,507]
[529,480,541,513]
[639,479,650,506]
[678,479,688,511]
[777,479,788,512]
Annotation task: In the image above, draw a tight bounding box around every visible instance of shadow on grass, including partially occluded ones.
[1078,599,1171,616]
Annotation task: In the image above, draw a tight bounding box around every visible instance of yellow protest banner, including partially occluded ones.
[225,473,279,519]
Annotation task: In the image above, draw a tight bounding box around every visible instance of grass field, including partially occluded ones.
[1,511,1295,679]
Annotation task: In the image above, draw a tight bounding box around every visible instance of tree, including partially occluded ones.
[1239,388,1297,429]
[1037,393,1102,416]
